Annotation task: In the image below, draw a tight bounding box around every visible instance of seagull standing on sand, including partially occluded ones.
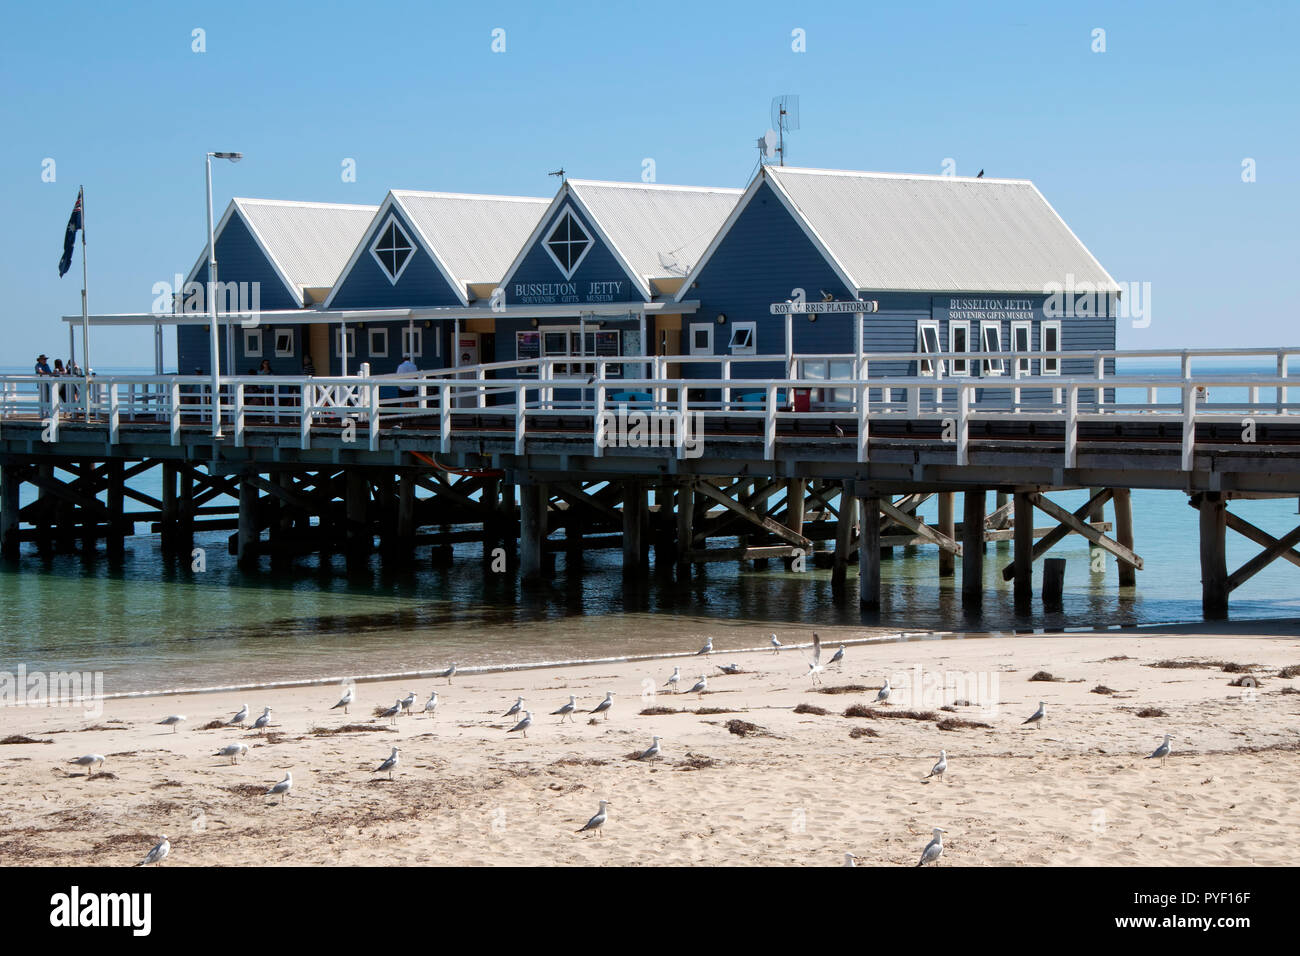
[157,715,186,733]
[228,704,249,728]
[696,638,713,658]
[828,644,846,668]
[215,743,250,765]
[373,747,400,780]
[379,699,402,725]
[664,666,681,692]
[67,754,105,777]
[1022,701,1046,730]
[265,771,292,803]
[441,662,458,685]
[806,632,825,686]
[589,692,614,721]
[576,800,610,836]
[252,706,272,733]
[844,852,858,867]
[136,836,170,867]
[399,692,417,716]
[552,695,577,723]
[1145,734,1174,767]
[331,686,354,714]
[687,675,708,697]
[876,679,892,705]
[770,633,783,654]
[507,710,533,738]
[423,690,439,718]
[503,696,524,720]
[917,827,946,866]
[924,750,948,783]
[635,736,662,761]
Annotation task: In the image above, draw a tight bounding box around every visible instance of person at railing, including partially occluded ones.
[302,354,315,376]
[35,354,54,414]
[396,354,418,408]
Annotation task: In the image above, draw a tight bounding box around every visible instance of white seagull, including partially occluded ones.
[589,692,614,721]
[373,747,400,780]
[507,710,533,738]
[806,632,825,686]
[664,666,681,692]
[214,743,250,765]
[1145,734,1174,767]
[330,686,354,714]
[441,662,458,685]
[917,827,947,866]
[876,679,891,705]
[924,750,948,783]
[399,692,417,716]
[265,771,293,803]
[1022,701,1046,730]
[423,690,439,718]
[502,696,524,720]
[687,675,708,697]
[157,715,186,733]
[717,662,742,675]
[552,695,577,723]
[696,637,713,658]
[844,851,858,867]
[227,704,249,728]
[136,836,170,867]
[252,706,272,732]
[770,633,783,654]
[635,736,662,761]
[379,699,402,725]
[828,644,846,668]
[67,754,105,777]
[576,800,610,836]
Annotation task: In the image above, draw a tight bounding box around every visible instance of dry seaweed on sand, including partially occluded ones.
[1028,671,1061,682]
[0,735,52,745]
[1278,664,1300,679]
[936,717,992,731]
[224,784,269,797]
[694,707,738,715]
[674,752,718,770]
[1091,685,1117,695]
[1134,707,1166,718]
[726,719,774,737]
[843,704,939,721]
[817,684,869,695]
[198,720,226,730]
[793,703,829,716]
[638,706,680,716]
[309,723,395,736]
[849,726,880,739]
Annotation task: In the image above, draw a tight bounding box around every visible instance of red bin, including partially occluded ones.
[792,388,811,413]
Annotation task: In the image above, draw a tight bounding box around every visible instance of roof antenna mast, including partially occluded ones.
[770,95,800,166]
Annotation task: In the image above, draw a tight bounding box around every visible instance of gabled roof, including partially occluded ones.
[500,179,744,301]
[186,199,378,307]
[324,190,549,308]
[679,165,1119,298]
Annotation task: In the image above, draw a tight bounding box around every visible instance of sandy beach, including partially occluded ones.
[1,626,1297,867]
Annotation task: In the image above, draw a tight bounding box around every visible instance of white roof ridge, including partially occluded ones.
[389,189,550,204]
[566,179,744,195]
[768,166,1033,185]
[232,197,379,211]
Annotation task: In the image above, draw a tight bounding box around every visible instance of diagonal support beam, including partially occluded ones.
[1226,520,1300,592]
[693,479,811,551]
[999,488,1127,580]
[878,497,962,555]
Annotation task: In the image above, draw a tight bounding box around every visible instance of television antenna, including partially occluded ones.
[769,95,800,166]
[756,128,779,165]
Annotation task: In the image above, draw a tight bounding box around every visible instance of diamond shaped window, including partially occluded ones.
[544,209,592,279]
[370,215,415,284]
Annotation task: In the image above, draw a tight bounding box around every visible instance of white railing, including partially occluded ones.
[2,348,1298,470]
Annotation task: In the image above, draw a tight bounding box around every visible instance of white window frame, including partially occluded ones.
[1040,320,1061,376]
[542,208,595,281]
[980,320,1004,376]
[243,328,263,358]
[273,328,294,358]
[917,321,942,376]
[947,319,970,376]
[368,327,389,359]
[369,213,417,285]
[336,327,356,359]
[400,326,424,359]
[727,321,756,355]
[1010,320,1032,375]
[688,322,713,355]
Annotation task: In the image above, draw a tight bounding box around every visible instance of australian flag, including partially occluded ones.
[58,188,83,278]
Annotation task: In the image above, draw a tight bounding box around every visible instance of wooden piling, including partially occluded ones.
[519,482,546,584]
[675,481,694,577]
[832,487,857,592]
[1199,493,1228,619]
[1013,492,1033,611]
[237,477,259,569]
[962,490,986,610]
[0,466,19,559]
[1113,488,1136,587]
[858,494,881,609]
[160,462,179,553]
[784,478,806,570]
[106,460,125,555]
[937,492,954,577]
[622,480,646,574]
[1043,557,1066,609]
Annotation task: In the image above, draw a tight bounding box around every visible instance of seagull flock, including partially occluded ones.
[55,634,1181,868]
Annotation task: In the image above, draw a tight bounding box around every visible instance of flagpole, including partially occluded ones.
[79,186,91,422]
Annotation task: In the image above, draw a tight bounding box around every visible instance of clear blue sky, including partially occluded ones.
[1,0,1296,368]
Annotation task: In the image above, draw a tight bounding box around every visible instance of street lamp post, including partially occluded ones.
[206,150,242,437]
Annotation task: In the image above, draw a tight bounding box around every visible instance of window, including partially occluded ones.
[917,322,942,375]
[243,329,262,358]
[688,322,713,355]
[519,326,622,377]
[369,214,415,284]
[368,327,389,358]
[980,320,1004,376]
[336,327,355,358]
[542,209,593,280]
[728,321,756,355]
[401,326,423,359]
[274,329,294,358]
[800,359,855,406]
[1011,320,1032,374]
[1041,320,1061,375]
[948,320,970,375]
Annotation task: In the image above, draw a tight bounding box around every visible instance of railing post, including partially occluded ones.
[955,384,968,466]
[170,382,182,446]
[440,382,452,453]
[477,366,487,409]
[593,384,606,457]
[515,382,527,455]
[369,379,381,451]
[722,357,731,410]
[857,382,870,463]
[1278,352,1289,413]
[48,383,60,442]
[108,383,120,445]
[1065,385,1078,468]
[233,381,246,448]
[299,383,313,450]
[1181,382,1196,471]
[679,386,692,461]
[763,383,775,461]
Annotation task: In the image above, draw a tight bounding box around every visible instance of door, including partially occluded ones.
[308,325,330,375]
[455,332,480,407]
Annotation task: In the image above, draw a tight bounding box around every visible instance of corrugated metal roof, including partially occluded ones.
[567,180,743,285]
[234,198,379,292]
[765,167,1118,293]
[391,191,550,293]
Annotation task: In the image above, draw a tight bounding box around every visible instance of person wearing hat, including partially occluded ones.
[34,354,51,375]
